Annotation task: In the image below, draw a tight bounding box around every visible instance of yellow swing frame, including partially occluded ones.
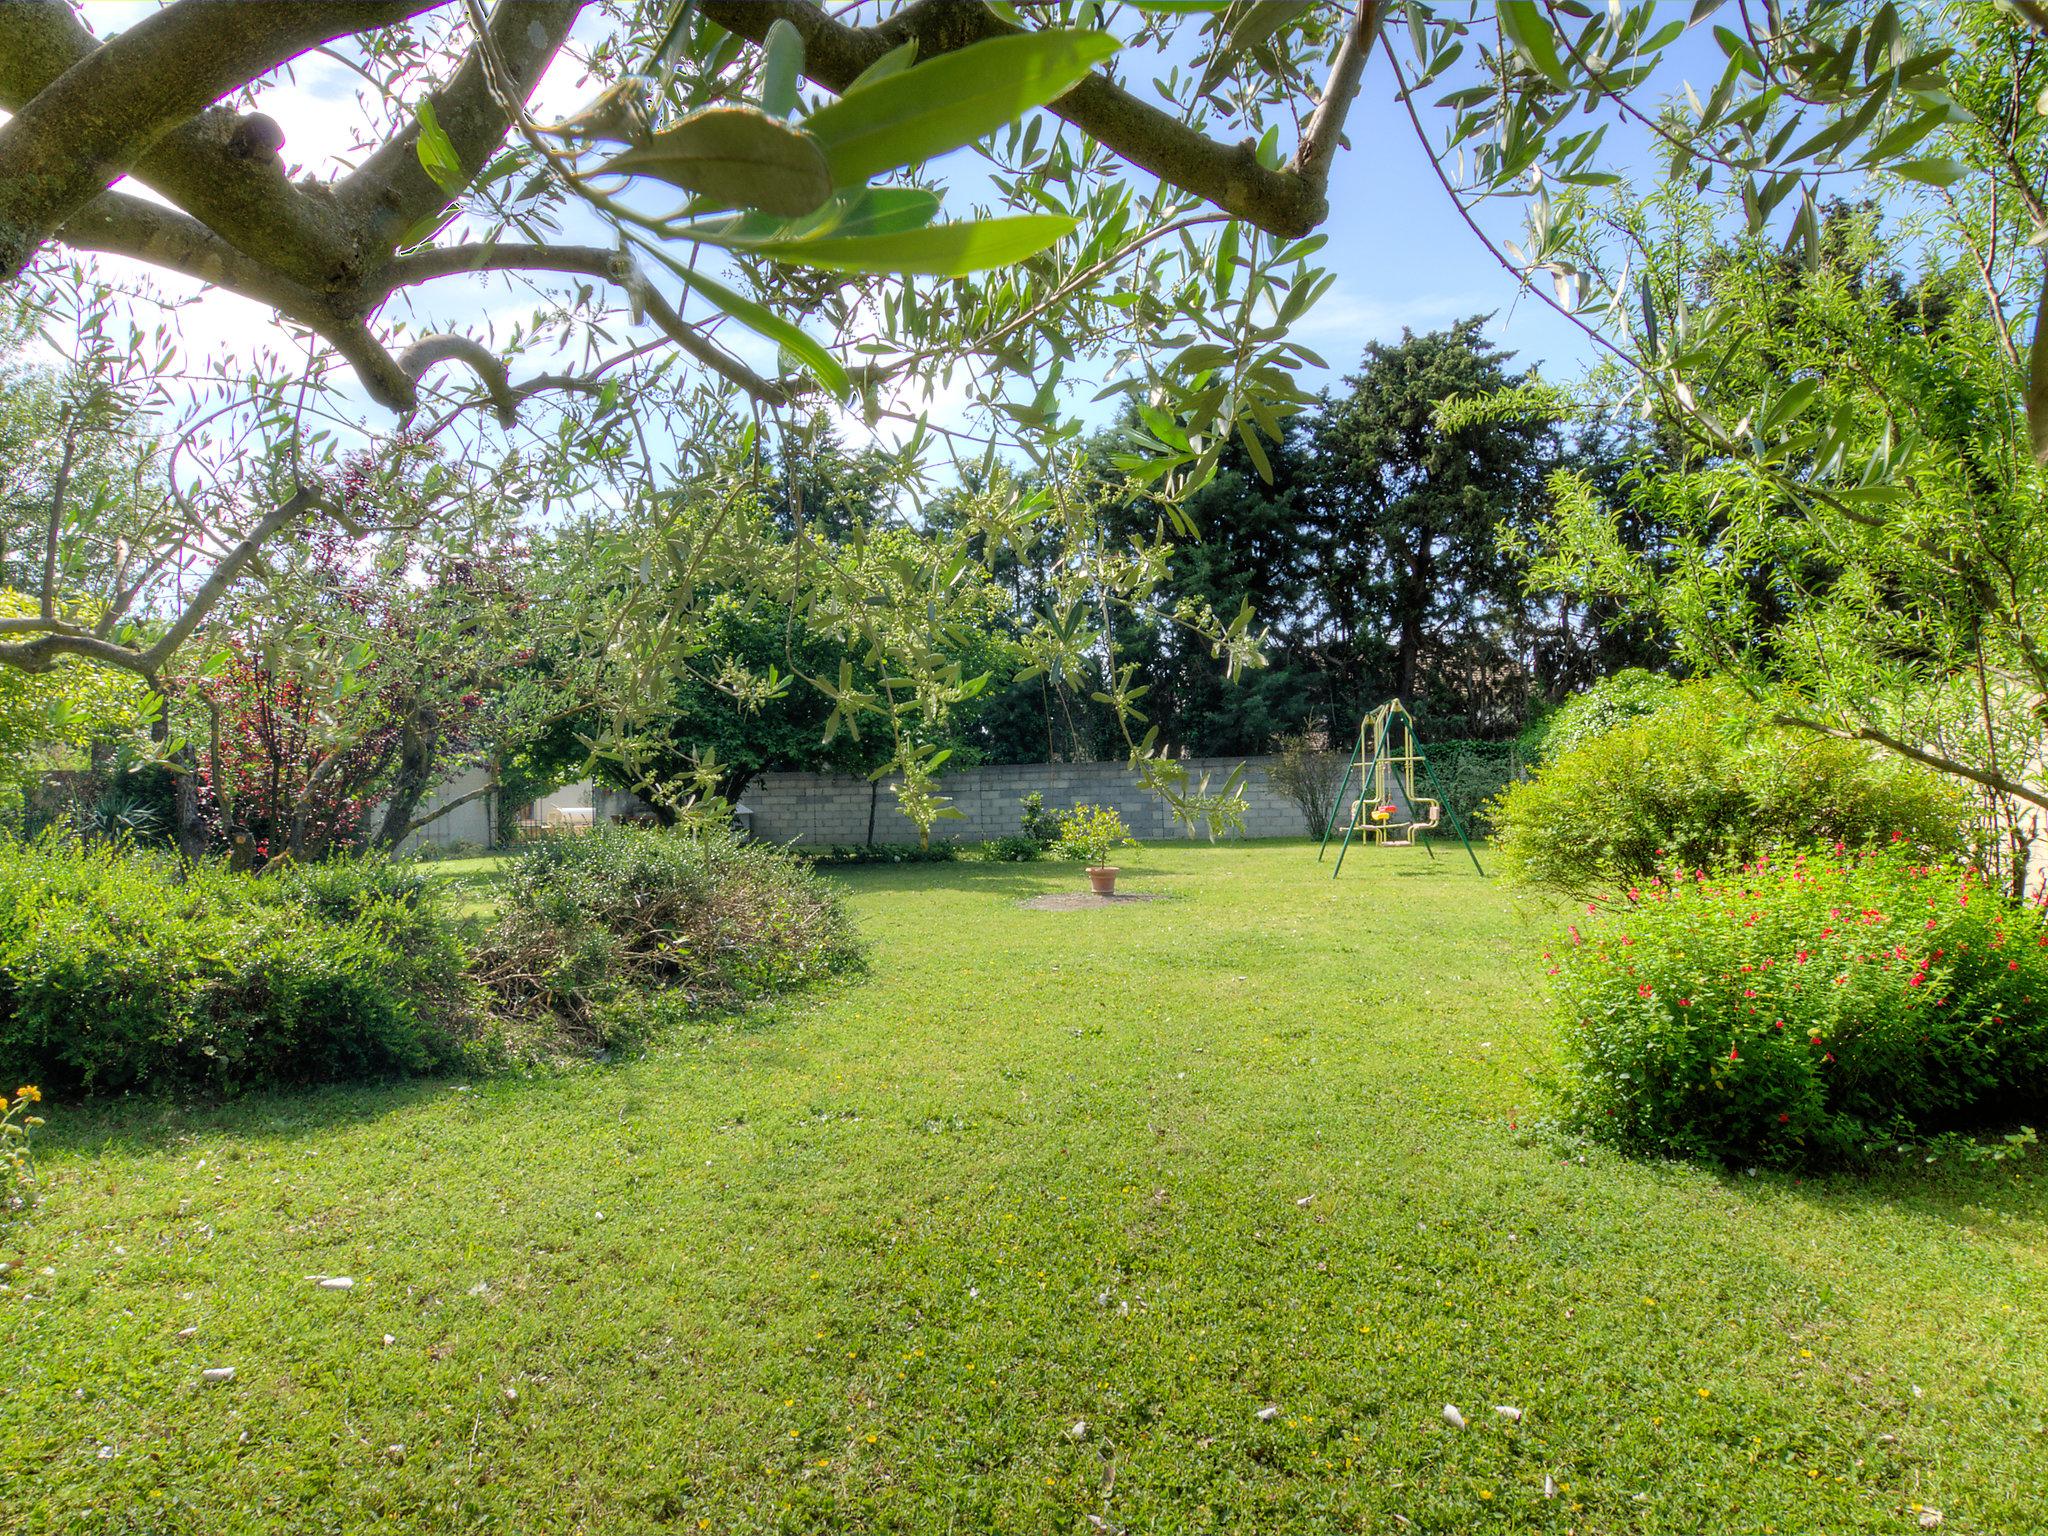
[1316,699,1485,877]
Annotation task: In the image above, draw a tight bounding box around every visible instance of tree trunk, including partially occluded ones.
[170,744,208,859]
[1394,540,1431,703]
[372,709,441,848]
[148,680,209,859]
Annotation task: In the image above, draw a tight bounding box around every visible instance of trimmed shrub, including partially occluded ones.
[1490,683,1969,897]
[0,836,482,1093]
[1546,848,2048,1166]
[1052,805,1137,867]
[1017,793,1062,849]
[1419,737,1525,837]
[473,825,862,1048]
[976,835,1043,862]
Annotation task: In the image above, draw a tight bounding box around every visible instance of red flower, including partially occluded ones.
[1727,1045,1739,1060]
[1638,983,1653,999]
[1778,1113,1790,1124]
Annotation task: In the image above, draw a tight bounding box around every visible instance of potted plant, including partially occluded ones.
[1053,804,1138,896]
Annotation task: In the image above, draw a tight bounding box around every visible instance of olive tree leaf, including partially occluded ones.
[1890,156,1968,187]
[600,105,832,216]
[1197,2,1311,96]
[639,245,850,398]
[684,187,944,250]
[803,30,1120,188]
[845,38,918,93]
[752,214,1076,276]
[761,19,804,119]
[413,100,467,196]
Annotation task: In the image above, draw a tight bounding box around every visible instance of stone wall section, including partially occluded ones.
[743,755,1312,845]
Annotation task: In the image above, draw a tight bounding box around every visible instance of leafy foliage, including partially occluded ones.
[1051,804,1137,868]
[1311,321,1558,727]
[1491,683,1971,898]
[1546,848,2048,1167]
[1436,8,2048,889]
[0,836,483,1094]
[1524,668,1680,765]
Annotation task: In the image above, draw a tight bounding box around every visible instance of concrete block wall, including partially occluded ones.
[396,766,497,852]
[743,755,1313,846]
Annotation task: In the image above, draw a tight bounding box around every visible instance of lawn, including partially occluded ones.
[3,842,2042,1534]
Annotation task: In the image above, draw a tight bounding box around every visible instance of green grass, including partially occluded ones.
[4,842,2043,1534]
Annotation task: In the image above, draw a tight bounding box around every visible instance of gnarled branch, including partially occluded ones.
[337,0,583,260]
[699,0,1330,239]
[399,333,518,425]
[385,241,793,404]
[0,0,439,283]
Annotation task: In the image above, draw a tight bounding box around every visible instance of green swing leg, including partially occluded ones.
[1331,730,1386,880]
[1417,747,1485,878]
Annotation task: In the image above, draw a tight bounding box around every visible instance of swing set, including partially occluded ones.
[1317,699,1485,878]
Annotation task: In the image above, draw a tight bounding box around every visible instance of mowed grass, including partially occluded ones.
[3,842,2044,1534]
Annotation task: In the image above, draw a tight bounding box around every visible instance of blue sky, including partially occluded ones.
[1289,85,1599,392]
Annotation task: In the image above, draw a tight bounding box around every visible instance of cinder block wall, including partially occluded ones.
[742,756,1313,845]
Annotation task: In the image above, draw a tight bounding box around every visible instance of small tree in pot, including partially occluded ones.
[1053,805,1137,896]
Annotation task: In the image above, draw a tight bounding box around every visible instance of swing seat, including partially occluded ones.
[1382,800,1439,846]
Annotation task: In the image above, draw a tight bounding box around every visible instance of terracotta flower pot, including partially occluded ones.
[1087,865,1119,897]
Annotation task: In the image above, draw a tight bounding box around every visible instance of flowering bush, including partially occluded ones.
[1545,847,2048,1166]
[1051,805,1137,868]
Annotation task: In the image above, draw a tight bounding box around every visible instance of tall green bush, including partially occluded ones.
[0,837,482,1093]
[1524,668,1679,764]
[1490,683,1970,897]
[1546,848,2048,1166]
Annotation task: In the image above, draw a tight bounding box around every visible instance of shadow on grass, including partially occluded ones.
[35,1074,461,1161]
[1705,1120,2048,1234]
[827,860,1213,902]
